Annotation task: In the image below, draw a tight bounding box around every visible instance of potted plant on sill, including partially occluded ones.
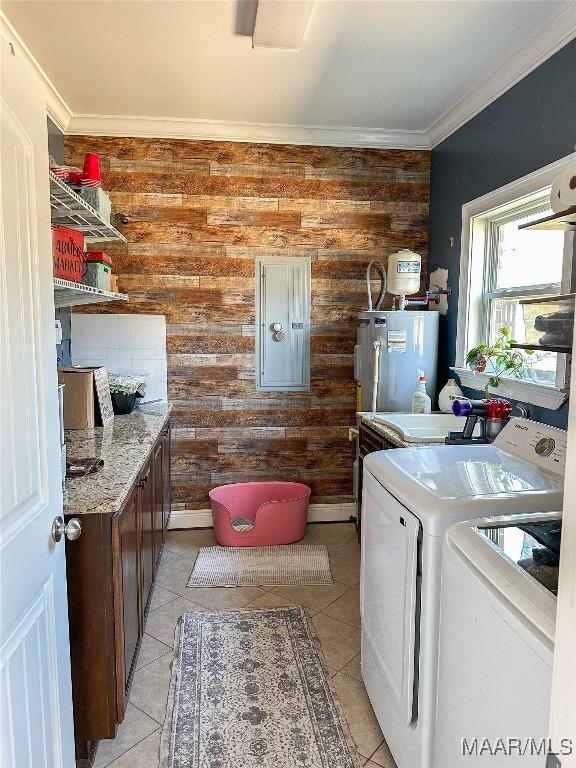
[466,326,535,395]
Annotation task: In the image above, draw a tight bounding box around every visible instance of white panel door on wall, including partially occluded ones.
[0,22,76,768]
[256,256,311,391]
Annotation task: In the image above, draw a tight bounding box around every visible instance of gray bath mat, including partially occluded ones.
[187,544,333,587]
[160,607,362,768]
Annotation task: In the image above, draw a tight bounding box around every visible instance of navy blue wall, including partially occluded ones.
[428,40,576,429]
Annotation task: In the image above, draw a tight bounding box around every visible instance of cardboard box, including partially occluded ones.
[58,366,105,429]
[52,226,85,282]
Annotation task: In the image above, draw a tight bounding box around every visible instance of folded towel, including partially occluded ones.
[534,309,574,333]
[539,331,573,346]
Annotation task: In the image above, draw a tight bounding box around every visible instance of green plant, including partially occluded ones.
[107,373,145,395]
[466,326,534,394]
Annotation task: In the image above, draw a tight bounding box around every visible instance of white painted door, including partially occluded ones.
[0,23,76,768]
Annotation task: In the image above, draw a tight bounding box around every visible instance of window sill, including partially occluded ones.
[453,368,568,410]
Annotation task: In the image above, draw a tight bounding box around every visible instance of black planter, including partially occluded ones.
[111,392,137,415]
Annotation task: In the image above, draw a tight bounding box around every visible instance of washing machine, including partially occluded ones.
[360,418,567,768]
[434,511,560,767]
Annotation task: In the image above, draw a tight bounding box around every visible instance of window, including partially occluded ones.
[482,198,566,386]
[456,157,575,409]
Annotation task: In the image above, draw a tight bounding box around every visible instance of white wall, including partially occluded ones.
[71,314,167,403]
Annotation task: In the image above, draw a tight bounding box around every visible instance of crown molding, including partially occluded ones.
[66,113,430,150]
[0,11,72,131]
[427,1,576,148]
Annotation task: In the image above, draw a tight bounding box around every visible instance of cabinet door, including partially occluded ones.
[162,426,171,531]
[153,441,164,568]
[139,460,154,615]
[116,487,141,700]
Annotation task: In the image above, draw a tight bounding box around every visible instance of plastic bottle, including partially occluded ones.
[411,371,432,414]
[438,378,464,413]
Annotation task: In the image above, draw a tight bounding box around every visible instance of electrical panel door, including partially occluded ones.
[256,257,310,391]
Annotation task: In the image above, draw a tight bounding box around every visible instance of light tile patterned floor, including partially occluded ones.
[94,523,397,768]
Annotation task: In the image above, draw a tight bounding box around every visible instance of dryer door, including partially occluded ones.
[361,469,421,725]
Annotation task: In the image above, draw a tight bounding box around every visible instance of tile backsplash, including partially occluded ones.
[71,314,167,403]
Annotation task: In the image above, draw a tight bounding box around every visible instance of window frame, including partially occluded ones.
[455,153,576,410]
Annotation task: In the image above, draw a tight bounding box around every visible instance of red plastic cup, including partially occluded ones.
[82,152,101,183]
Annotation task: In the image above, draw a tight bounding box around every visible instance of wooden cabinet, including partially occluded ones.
[162,426,171,531]
[138,459,154,619]
[356,421,396,540]
[114,485,141,705]
[152,440,164,568]
[66,420,171,766]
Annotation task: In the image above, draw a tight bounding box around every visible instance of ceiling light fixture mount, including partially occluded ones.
[252,0,314,51]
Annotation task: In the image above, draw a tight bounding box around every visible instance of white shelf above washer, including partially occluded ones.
[49,170,127,243]
[53,278,129,309]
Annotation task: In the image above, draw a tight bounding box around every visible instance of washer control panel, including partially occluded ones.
[494,418,567,475]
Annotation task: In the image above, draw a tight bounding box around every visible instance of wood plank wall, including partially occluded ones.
[64,137,430,511]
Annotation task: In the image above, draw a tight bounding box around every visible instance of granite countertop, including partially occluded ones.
[63,404,172,516]
[357,412,437,447]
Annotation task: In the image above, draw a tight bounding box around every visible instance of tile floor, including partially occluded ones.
[93,522,397,768]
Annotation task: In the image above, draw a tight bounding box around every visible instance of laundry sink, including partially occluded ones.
[371,412,477,443]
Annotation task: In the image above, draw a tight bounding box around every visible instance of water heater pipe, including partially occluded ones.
[372,340,381,412]
[366,260,387,312]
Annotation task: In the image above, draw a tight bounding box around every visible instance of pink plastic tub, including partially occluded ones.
[209,481,311,547]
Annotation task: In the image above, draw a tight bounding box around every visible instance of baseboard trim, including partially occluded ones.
[307,503,357,523]
[168,502,357,530]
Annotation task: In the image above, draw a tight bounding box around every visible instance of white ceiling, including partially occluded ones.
[2,0,574,147]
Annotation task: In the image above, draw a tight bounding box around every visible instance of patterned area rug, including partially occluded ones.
[187,545,333,587]
[160,607,362,768]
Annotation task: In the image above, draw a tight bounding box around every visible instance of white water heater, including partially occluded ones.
[355,255,439,412]
[355,310,439,412]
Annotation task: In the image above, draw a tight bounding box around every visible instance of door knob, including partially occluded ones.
[52,515,82,543]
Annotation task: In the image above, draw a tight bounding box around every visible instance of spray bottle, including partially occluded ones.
[411,369,432,414]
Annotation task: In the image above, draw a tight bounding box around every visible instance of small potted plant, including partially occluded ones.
[107,374,146,415]
[466,326,534,395]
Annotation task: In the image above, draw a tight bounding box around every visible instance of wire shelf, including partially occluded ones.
[49,170,127,242]
[54,278,129,308]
